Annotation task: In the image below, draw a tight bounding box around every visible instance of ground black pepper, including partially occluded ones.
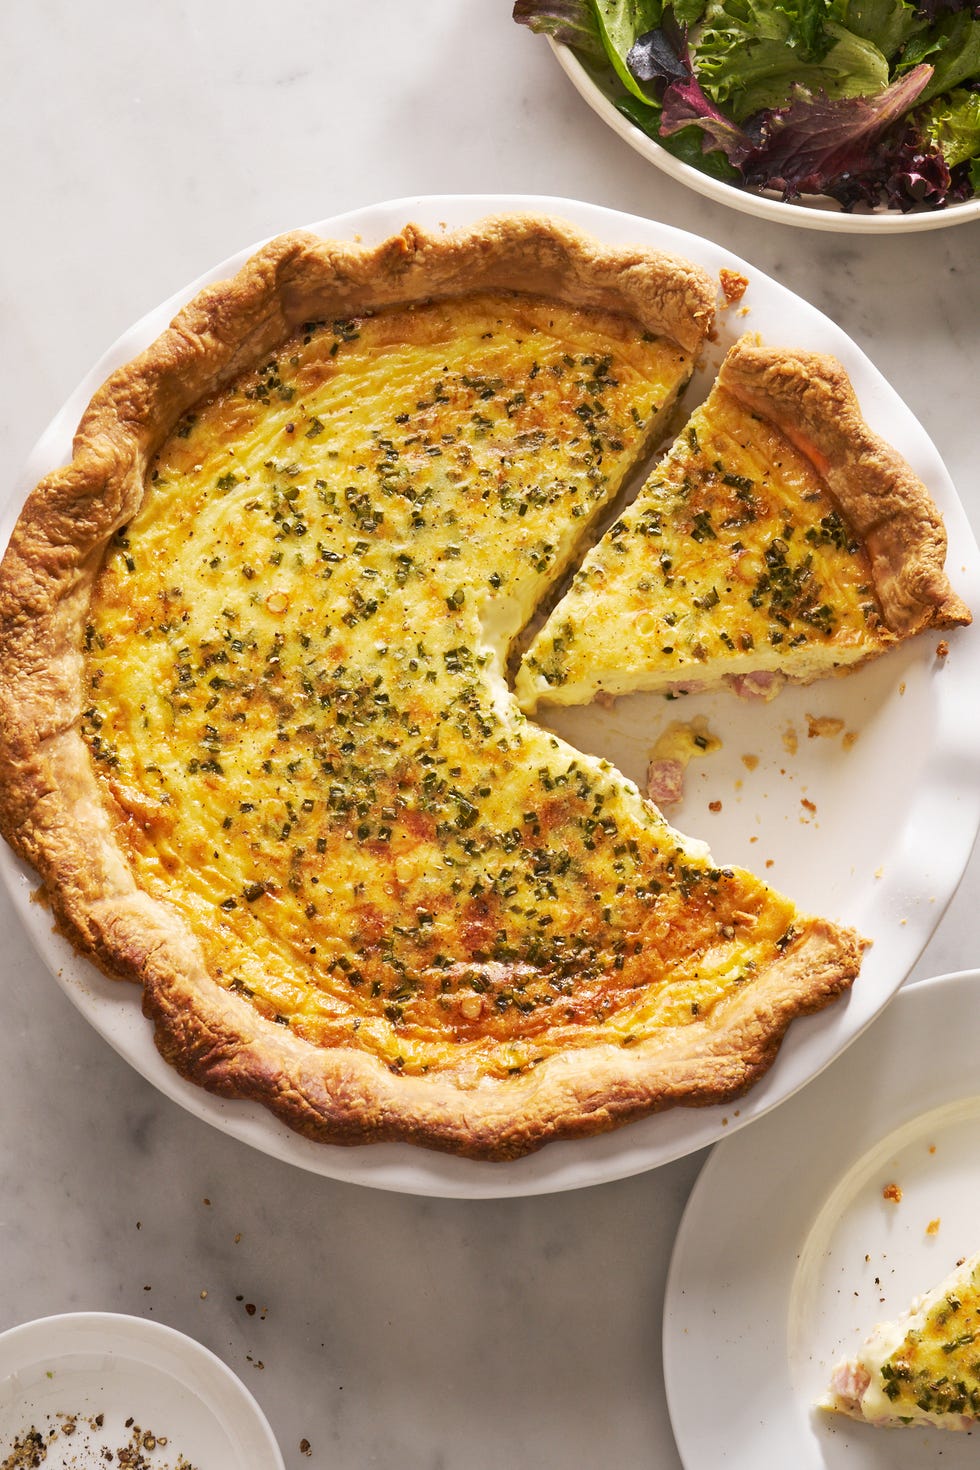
[0,1412,198,1470]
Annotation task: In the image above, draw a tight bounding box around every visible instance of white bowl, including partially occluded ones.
[552,42,980,233]
[0,1313,284,1468]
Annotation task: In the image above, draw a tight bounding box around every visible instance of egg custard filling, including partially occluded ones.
[84,290,714,1082]
[826,1250,980,1429]
[518,338,969,711]
[0,218,967,1158]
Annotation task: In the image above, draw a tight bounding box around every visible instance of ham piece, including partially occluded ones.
[646,757,685,807]
[728,670,784,701]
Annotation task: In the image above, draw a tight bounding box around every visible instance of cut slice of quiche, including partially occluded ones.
[825,1250,980,1429]
[516,337,970,712]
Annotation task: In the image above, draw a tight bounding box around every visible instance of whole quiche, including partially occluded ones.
[0,216,967,1158]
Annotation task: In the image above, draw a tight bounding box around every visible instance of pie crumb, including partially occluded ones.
[645,716,721,807]
[883,1182,903,1204]
[926,1218,941,1236]
[719,268,749,304]
[805,713,845,739]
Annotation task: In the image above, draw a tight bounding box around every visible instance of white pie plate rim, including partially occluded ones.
[0,1311,284,1467]
[664,967,980,1469]
[1,193,978,1198]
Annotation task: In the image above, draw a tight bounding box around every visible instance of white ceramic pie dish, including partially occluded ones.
[551,43,980,233]
[0,1312,284,1468]
[1,194,978,1198]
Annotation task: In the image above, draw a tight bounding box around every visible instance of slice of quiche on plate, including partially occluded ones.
[825,1249,980,1429]
[516,336,970,713]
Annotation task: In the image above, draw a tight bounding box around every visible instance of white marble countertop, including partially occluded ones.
[0,4,977,1467]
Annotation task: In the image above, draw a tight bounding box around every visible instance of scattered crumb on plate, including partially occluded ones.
[646,716,721,807]
[805,713,845,739]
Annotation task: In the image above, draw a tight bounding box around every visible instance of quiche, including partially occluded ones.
[517,337,970,712]
[0,216,963,1160]
[826,1250,980,1429]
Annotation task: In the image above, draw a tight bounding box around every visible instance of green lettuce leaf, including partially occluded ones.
[592,0,665,98]
[921,85,980,168]
[910,11,980,103]
[689,0,891,119]
[842,0,924,61]
[673,0,709,22]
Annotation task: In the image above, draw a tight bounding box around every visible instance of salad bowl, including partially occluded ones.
[517,1,980,232]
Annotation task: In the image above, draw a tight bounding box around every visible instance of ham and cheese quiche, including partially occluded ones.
[517,338,970,712]
[0,215,964,1159]
[826,1250,980,1429]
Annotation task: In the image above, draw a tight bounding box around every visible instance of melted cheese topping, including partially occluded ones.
[839,1251,980,1426]
[83,292,808,1081]
[516,380,886,710]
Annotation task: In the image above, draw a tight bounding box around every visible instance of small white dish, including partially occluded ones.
[552,43,980,234]
[664,968,980,1468]
[0,1313,284,1468]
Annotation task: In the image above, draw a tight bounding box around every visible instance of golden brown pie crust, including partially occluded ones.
[718,338,971,635]
[0,215,961,1161]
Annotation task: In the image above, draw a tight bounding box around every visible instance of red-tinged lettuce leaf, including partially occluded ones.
[658,57,939,202]
[631,23,761,156]
[616,87,743,175]
[660,71,761,159]
[735,63,937,195]
[512,0,606,57]
[628,23,691,85]
[913,0,978,24]
[827,127,954,205]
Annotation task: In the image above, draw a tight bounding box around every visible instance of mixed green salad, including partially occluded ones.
[514,0,980,209]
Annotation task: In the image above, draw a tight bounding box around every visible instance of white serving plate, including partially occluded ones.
[1,195,978,1198]
[0,1313,284,1468]
[664,968,980,1468]
[552,43,980,233]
